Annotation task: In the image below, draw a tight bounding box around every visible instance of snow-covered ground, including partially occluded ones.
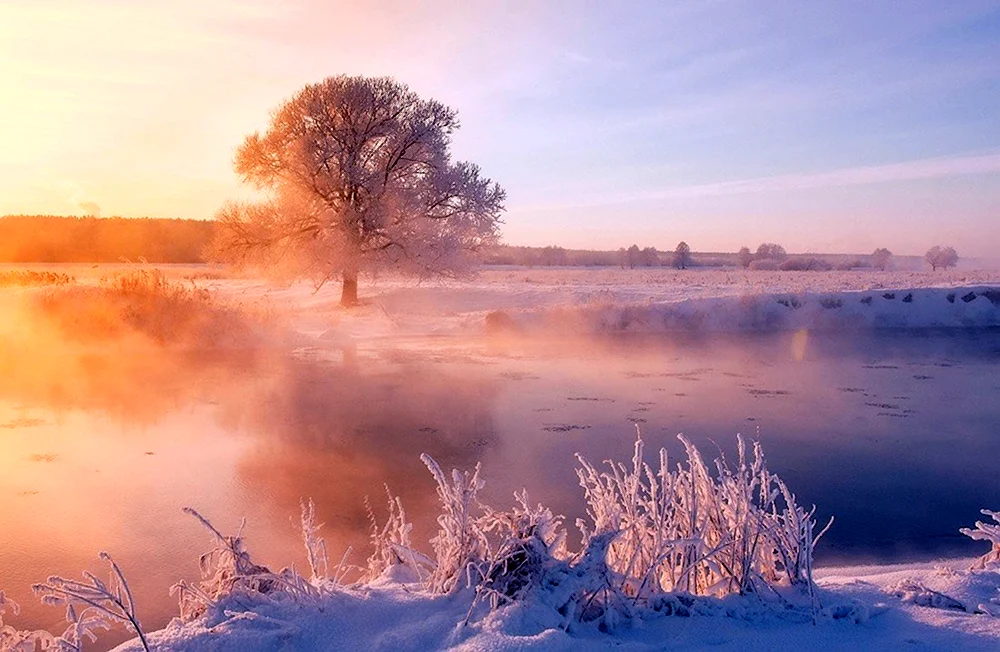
[108,558,1000,651]
[211,267,1000,340]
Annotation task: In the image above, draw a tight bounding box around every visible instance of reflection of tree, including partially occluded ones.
[233,357,500,551]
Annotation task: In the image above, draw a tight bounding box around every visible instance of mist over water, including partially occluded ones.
[1,282,999,645]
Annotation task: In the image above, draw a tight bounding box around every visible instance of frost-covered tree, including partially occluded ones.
[212,75,506,306]
[626,244,641,269]
[737,246,753,269]
[673,241,691,269]
[872,248,893,271]
[755,242,787,261]
[924,245,958,271]
[640,246,659,267]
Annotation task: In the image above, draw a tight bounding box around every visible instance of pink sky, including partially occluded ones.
[2,1,998,256]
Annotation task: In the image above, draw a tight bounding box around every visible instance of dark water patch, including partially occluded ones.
[747,389,792,397]
[500,371,540,381]
[542,424,592,433]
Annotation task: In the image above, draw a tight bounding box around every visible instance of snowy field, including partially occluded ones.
[214,266,1000,340]
[2,265,1000,651]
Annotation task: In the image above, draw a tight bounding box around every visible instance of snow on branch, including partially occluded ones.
[31,552,149,651]
[961,509,1000,570]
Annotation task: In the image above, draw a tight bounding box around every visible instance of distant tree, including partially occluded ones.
[538,246,568,266]
[755,242,787,261]
[925,245,959,271]
[640,246,660,267]
[626,244,641,269]
[617,247,628,269]
[673,241,691,269]
[212,75,505,306]
[737,246,753,269]
[872,248,893,271]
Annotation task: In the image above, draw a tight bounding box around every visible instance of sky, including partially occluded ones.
[1,0,999,256]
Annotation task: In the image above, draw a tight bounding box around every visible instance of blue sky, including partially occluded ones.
[2,0,998,255]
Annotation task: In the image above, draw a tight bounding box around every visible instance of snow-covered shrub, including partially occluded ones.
[574,432,831,602]
[421,455,489,593]
[0,591,57,651]
[961,509,1000,570]
[32,268,273,348]
[9,552,151,652]
[413,430,831,631]
[170,508,324,622]
[364,487,433,583]
[473,491,567,608]
[300,498,329,582]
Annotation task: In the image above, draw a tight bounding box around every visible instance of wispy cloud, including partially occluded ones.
[518,153,1000,211]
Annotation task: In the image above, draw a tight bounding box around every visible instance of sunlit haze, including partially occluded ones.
[2,0,999,256]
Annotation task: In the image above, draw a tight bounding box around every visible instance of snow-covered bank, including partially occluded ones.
[494,286,1000,334]
[196,268,1000,340]
[111,560,1000,651]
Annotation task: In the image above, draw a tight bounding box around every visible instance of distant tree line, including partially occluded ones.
[0,216,215,263]
[0,217,959,273]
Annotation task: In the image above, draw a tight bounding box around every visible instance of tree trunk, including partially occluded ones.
[341,271,358,306]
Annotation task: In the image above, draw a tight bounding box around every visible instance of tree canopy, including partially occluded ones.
[872,248,893,271]
[213,75,505,305]
[924,245,958,271]
[673,241,691,269]
[755,243,787,260]
[737,246,753,269]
